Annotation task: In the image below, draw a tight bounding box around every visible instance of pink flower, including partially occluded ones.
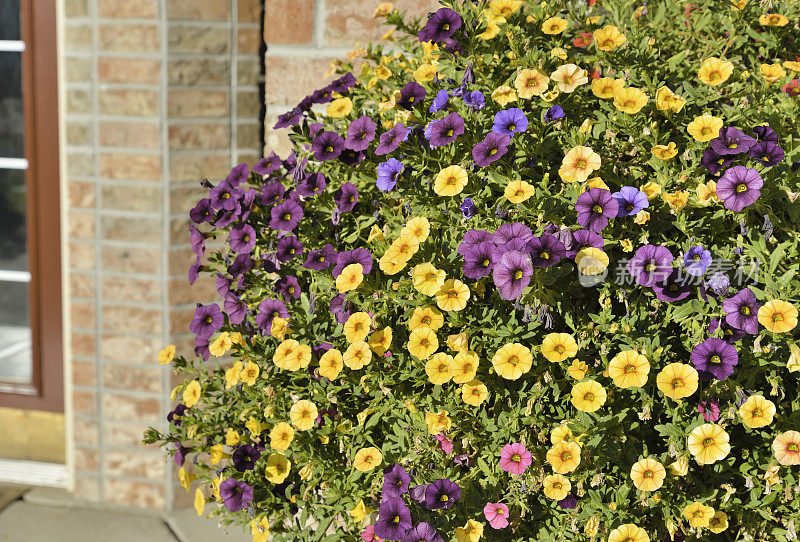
[499,442,532,475]
[436,433,453,454]
[483,502,510,529]
[361,525,383,542]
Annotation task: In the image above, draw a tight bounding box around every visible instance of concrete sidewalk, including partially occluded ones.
[0,485,250,542]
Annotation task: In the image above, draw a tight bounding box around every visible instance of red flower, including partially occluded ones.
[573,32,594,48]
[783,80,800,97]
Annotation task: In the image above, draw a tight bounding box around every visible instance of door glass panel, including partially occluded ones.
[0,52,24,159]
[0,280,31,384]
[0,169,27,271]
[0,0,21,41]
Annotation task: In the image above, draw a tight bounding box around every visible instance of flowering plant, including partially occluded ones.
[146,1,800,541]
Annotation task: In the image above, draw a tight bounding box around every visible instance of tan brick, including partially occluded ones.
[103,479,165,509]
[238,58,260,86]
[71,301,97,330]
[102,306,163,334]
[103,364,163,393]
[264,123,292,159]
[73,390,97,416]
[169,216,193,243]
[68,181,95,208]
[65,56,92,83]
[169,306,196,335]
[73,417,100,446]
[99,121,161,150]
[72,359,97,387]
[98,88,159,117]
[98,57,160,85]
[69,211,96,239]
[101,392,161,423]
[105,421,152,448]
[101,184,161,212]
[70,272,96,299]
[324,0,439,46]
[167,0,230,20]
[102,276,161,304]
[74,445,100,472]
[67,121,92,146]
[98,0,158,18]
[168,25,230,54]
[169,152,230,182]
[237,151,259,166]
[169,336,195,356]
[67,88,92,114]
[265,55,333,106]
[168,275,216,306]
[67,152,94,177]
[70,241,96,271]
[101,245,162,274]
[237,123,260,150]
[104,450,165,480]
[64,24,92,51]
[237,27,261,54]
[168,58,230,86]
[237,91,259,117]
[101,334,163,364]
[167,89,228,118]
[168,123,229,151]
[65,0,89,17]
[101,215,161,244]
[98,152,162,181]
[73,475,101,501]
[72,333,97,358]
[264,0,313,45]
[238,0,260,23]
[98,24,159,52]
[170,184,206,215]
[169,246,197,276]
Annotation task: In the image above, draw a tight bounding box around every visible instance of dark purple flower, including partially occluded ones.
[398,82,426,110]
[174,445,189,467]
[375,123,408,156]
[565,229,604,258]
[544,105,565,122]
[261,183,286,206]
[612,186,649,217]
[167,404,187,426]
[653,269,692,303]
[345,116,376,151]
[700,148,734,175]
[270,199,303,231]
[311,131,345,161]
[190,225,205,258]
[377,158,404,191]
[691,337,739,380]
[709,317,746,343]
[627,245,674,287]
[430,89,450,113]
[748,141,785,167]
[557,494,578,510]
[752,125,778,142]
[252,152,282,176]
[419,8,462,42]
[710,127,756,155]
[328,72,356,93]
[374,498,412,541]
[493,250,533,300]
[463,241,495,279]
[334,182,358,212]
[304,244,338,271]
[409,485,427,504]
[273,107,304,129]
[190,198,213,223]
[276,236,303,263]
[333,248,373,277]
[219,478,253,512]
[224,292,247,325]
[255,298,289,331]
[329,293,352,325]
[722,288,761,334]
[382,464,411,498]
[209,181,242,211]
[716,166,763,212]
[232,444,261,472]
[228,253,254,278]
[339,148,366,166]
[276,275,301,301]
[423,479,460,510]
[194,334,210,361]
[403,523,443,542]
[229,224,256,254]
[460,197,477,218]
[297,172,327,197]
[472,132,510,167]
[459,229,493,255]
[463,90,485,110]
[527,235,566,268]
[428,112,465,147]
[493,108,528,137]
[226,163,249,187]
[698,399,721,422]
[575,188,616,231]
[189,304,223,338]
[683,245,712,276]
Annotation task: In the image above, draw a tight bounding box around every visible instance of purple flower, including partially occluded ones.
[252,152,282,176]
[229,224,256,254]
[419,8,462,42]
[492,108,528,137]
[565,229,604,258]
[612,186,649,217]
[297,172,327,197]
[209,181,242,211]
[691,337,738,380]
[382,464,411,498]
[377,158,404,192]
[527,235,566,268]
[224,292,246,325]
[424,479,461,510]
[333,248,373,277]
[311,131,345,161]
[270,199,303,231]
[709,317,746,343]
[722,288,761,334]
[710,127,756,155]
[463,241,495,280]
[190,225,205,258]
[752,125,779,142]
[428,112,465,147]
[334,182,359,212]
[190,198,213,223]
[189,304,223,338]
[430,89,450,113]
[707,272,730,295]
[472,132,510,167]
[459,229,493,255]
[493,250,533,300]
[219,479,253,512]
[375,123,408,156]
[683,245,712,276]
[463,90,485,110]
[749,140,784,167]
[328,72,356,93]
[345,116,376,152]
[716,166,763,212]
[557,494,578,510]
[403,523,443,542]
[374,498,412,541]
[167,404,187,426]
[260,183,286,206]
[575,188,616,231]
[276,235,303,263]
[226,163,249,187]
[304,244,338,271]
[627,245,674,287]
[409,485,427,504]
[329,293,353,325]
[652,269,691,303]
[232,444,261,472]
[399,82,426,109]
[255,298,289,331]
[273,107,303,129]
[698,399,721,422]
[544,105,565,122]
[276,275,301,301]
[494,222,533,245]
[700,148,734,175]
[460,197,477,218]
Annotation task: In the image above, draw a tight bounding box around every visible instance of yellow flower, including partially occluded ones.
[591,77,625,99]
[265,453,291,484]
[696,180,719,204]
[349,499,368,522]
[413,63,437,83]
[687,423,731,465]
[269,422,294,451]
[401,216,430,243]
[575,247,609,276]
[368,326,392,356]
[761,63,787,84]
[541,16,568,34]
[630,457,666,492]
[344,340,372,370]
[560,146,601,183]
[408,327,439,360]
[568,359,589,379]
[326,97,353,118]
[683,501,715,528]
[158,344,176,364]
[585,177,608,191]
[434,165,469,197]
[543,89,561,103]
[489,0,522,18]
[183,380,202,408]
[425,410,451,434]
[225,428,240,446]
[289,400,318,431]
[373,2,394,17]
[584,516,600,538]
[655,86,686,112]
[613,87,648,114]
[413,262,447,296]
[452,351,479,383]
[318,348,344,380]
[336,262,364,293]
[478,18,502,40]
[687,114,723,142]
[621,239,633,252]
[739,394,776,428]
[409,306,444,331]
[759,13,789,27]
[608,350,650,388]
[662,191,689,213]
[608,524,649,542]
[379,252,408,275]
[454,519,484,542]
[425,352,453,385]
[344,312,372,343]
[547,440,581,474]
[657,363,698,400]
[669,456,689,477]
[274,339,312,371]
[446,332,469,353]
[270,317,288,338]
[368,224,385,243]
[708,511,728,534]
[698,57,734,86]
[209,443,227,465]
[193,488,206,517]
[633,211,649,224]
[515,68,548,99]
[788,344,800,372]
[491,85,517,106]
[550,64,588,93]
[543,473,571,500]
[784,60,800,72]
[773,430,800,465]
[384,232,420,265]
[550,47,568,61]
[541,333,578,363]
[436,279,470,312]
[375,64,392,81]
[504,179,536,204]
[641,181,662,199]
[251,517,271,542]
[758,300,798,333]
[594,25,627,51]
[461,379,488,406]
[492,343,533,380]
[550,425,573,445]
[178,466,196,492]
[651,142,678,160]
[571,380,607,412]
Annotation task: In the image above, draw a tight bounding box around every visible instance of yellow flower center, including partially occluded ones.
[625,364,636,373]
[489,148,498,156]
[283,213,291,220]
[512,453,521,462]
[710,355,721,364]
[592,204,603,213]
[788,443,799,452]
[703,437,715,447]
[773,313,785,322]
[643,470,654,478]
[671,378,684,389]
[740,306,750,315]
[514,270,523,280]
[584,392,595,401]
[736,183,748,193]
[540,251,550,260]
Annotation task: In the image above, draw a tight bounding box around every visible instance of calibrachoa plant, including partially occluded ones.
[145,0,800,540]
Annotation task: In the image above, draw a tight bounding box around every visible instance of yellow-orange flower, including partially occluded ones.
[158,344,176,365]
[708,511,729,534]
[344,340,372,370]
[289,400,318,431]
[412,262,447,296]
[434,165,469,197]
[183,380,202,408]
[409,306,444,330]
[687,114,723,142]
[336,263,364,293]
[655,86,686,112]
[400,216,430,243]
[435,279,470,312]
[492,343,533,380]
[773,430,800,465]
[546,440,581,474]
[353,446,382,472]
[491,85,517,106]
[761,63,786,84]
[687,423,730,465]
[367,326,392,356]
[269,422,295,451]
[651,142,678,160]
[591,77,625,99]
[541,333,578,363]
[698,57,734,86]
[739,394,775,428]
[543,473,571,500]
[758,300,798,333]
[408,327,439,360]
[656,363,698,400]
[613,87,648,114]
[560,146,601,183]
[683,501,715,528]
[759,13,789,27]
[608,350,650,388]
[344,312,371,343]
[571,380,607,412]
[542,16,568,34]
[425,410,451,434]
[594,25,627,51]
[452,351,479,383]
[425,352,453,385]
[514,69,548,99]
[461,379,488,406]
[608,524,649,542]
[630,457,666,492]
[504,179,536,204]
[550,64,588,93]
[318,348,344,380]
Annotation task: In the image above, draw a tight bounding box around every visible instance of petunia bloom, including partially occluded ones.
[575,188,616,231]
[691,337,739,380]
[483,502,509,529]
[722,288,761,334]
[472,132,510,167]
[499,442,532,475]
[716,166,763,212]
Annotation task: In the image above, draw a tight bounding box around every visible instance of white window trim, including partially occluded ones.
[0,40,25,52]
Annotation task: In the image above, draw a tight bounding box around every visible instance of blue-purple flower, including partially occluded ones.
[527,235,566,268]
[429,89,450,113]
[627,245,674,287]
[334,182,358,212]
[304,244,337,271]
[375,123,408,155]
[691,337,739,380]
[418,8,462,42]
[374,498,412,541]
[472,132,510,167]
[722,288,760,334]
[460,197,477,219]
[232,444,261,472]
[270,199,303,231]
[255,298,289,331]
[492,108,528,137]
[311,131,345,161]
[710,127,756,155]
[463,90,485,110]
[219,478,253,512]
[382,464,411,498]
[428,112,465,147]
[493,250,533,300]
[345,115,376,151]
[398,82,427,109]
[683,245,712,276]
[612,186,649,217]
[544,105,565,122]
[377,159,405,192]
[189,304,223,338]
